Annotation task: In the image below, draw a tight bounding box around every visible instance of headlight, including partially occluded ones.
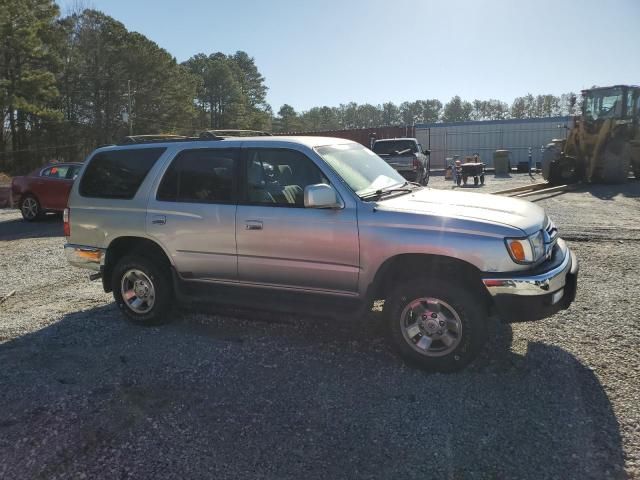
[505,230,545,264]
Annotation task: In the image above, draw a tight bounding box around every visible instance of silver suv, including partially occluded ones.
[64,136,578,372]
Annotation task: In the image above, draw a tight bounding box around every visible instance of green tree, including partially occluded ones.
[399,101,420,125]
[184,51,270,130]
[472,99,509,120]
[381,102,400,125]
[559,92,581,116]
[123,32,198,135]
[299,106,340,131]
[400,100,442,125]
[274,104,301,132]
[0,0,61,170]
[511,97,527,119]
[356,103,383,127]
[441,96,473,122]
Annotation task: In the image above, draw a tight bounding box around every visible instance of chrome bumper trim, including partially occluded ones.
[64,244,105,271]
[482,240,577,297]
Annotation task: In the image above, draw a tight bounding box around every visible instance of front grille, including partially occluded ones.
[543,217,558,259]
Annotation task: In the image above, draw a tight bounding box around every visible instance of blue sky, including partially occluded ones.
[58,0,640,112]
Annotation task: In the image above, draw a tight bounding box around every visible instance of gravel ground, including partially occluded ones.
[427,170,546,193]
[0,176,639,479]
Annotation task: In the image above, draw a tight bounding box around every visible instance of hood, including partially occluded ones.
[376,188,546,235]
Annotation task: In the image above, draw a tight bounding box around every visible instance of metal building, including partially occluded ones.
[415,116,574,169]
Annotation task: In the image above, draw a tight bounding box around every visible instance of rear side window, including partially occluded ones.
[157,149,237,203]
[80,148,166,199]
[42,165,70,178]
[66,165,81,180]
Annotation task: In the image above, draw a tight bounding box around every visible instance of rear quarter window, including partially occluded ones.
[79,148,166,199]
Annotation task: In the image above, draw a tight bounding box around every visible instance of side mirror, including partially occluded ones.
[304,184,342,209]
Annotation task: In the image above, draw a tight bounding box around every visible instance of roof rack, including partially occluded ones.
[117,130,273,145]
[118,134,198,145]
[199,129,272,139]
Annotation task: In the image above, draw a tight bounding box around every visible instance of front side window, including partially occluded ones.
[80,148,166,199]
[157,149,237,203]
[316,143,405,197]
[245,149,328,207]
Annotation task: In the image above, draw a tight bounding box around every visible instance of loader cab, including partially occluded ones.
[581,85,638,124]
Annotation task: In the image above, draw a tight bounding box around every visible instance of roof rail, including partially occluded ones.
[117,130,273,145]
[118,134,198,145]
[199,129,272,139]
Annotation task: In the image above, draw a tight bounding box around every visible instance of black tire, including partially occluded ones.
[386,278,488,372]
[421,164,430,186]
[462,175,468,185]
[480,174,485,185]
[473,176,479,186]
[112,255,174,325]
[20,195,43,222]
[597,142,631,184]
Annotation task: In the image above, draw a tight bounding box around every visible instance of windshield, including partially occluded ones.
[315,143,406,196]
[372,140,418,155]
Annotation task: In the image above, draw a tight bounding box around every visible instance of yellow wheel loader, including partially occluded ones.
[542,85,640,184]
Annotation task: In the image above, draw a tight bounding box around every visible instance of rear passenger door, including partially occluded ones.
[235,148,359,293]
[146,148,239,281]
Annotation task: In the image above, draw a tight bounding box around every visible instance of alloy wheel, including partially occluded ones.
[400,297,462,357]
[120,269,156,314]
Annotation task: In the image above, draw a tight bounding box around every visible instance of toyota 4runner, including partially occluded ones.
[64,136,578,372]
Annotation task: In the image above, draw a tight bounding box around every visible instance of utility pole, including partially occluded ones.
[127,80,133,136]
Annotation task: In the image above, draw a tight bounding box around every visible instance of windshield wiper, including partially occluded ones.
[359,182,420,201]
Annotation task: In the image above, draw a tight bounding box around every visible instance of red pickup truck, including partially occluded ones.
[11,163,83,221]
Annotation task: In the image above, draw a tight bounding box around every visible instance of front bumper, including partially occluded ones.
[64,244,105,271]
[482,239,579,322]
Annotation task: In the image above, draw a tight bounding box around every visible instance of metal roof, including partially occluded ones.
[415,116,571,129]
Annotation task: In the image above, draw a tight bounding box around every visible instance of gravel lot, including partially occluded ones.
[0,175,639,479]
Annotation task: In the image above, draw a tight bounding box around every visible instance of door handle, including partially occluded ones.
[245,220,263,231]
[151,215,166,225]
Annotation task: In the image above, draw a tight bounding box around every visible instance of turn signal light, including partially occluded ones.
[76,250,101,261]
[507,239,526,262]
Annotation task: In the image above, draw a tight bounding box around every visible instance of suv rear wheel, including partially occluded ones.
[112,255,174,325]
[386,278,488,372]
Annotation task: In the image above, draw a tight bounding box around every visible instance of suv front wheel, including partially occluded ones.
[386,278,487,372]
[112,255,174,325]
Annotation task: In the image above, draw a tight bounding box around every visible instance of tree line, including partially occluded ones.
[0,0,581,173]
[273,93,581,133]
